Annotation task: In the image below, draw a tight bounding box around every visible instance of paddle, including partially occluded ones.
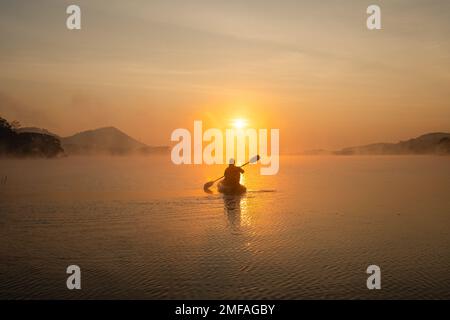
[203,155,261,192]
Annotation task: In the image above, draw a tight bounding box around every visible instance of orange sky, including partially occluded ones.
[0,0,449,152]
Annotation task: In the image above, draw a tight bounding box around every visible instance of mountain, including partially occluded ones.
[61,127,168,155]
[334,132,450,155]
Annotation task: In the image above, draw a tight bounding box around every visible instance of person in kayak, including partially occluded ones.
[223,159,244,186]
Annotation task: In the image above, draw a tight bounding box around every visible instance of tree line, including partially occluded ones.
[0,116,63,158]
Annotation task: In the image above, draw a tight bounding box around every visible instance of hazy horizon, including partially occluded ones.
[1,0,449,152]
[4,119,450,154]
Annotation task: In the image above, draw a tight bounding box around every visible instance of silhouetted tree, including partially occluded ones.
[0,116,64,158]
[11,120,21,130]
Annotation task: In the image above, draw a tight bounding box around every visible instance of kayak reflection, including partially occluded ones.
[223,194,250,231]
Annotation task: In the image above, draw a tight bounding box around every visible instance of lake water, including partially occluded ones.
[0,155,449,299]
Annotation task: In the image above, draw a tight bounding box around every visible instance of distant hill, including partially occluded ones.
[61,126,168,155]
[17,125,169,156]
[335,132,450,155]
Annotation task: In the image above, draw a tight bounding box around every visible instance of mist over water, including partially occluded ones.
[0,155,449,299]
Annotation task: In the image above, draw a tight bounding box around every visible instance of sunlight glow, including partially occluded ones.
[232,118,248,129]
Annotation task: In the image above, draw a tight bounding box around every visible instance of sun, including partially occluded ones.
[232,118,248,129]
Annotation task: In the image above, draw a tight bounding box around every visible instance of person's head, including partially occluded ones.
[228,158,235,166]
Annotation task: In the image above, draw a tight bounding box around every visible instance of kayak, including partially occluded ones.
[217,181,247,195]
[218,181,246,195]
